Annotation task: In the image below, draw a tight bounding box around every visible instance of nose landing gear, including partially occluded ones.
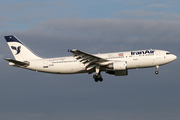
[155,65,159,74]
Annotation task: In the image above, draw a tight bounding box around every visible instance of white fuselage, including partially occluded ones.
[24,49,177,74]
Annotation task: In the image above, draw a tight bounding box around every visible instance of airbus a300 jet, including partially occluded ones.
[4,35,177,82]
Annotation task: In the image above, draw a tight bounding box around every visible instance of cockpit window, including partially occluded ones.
[166,52,171,55]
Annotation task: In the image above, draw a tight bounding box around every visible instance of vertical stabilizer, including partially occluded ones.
[4,35,42,61]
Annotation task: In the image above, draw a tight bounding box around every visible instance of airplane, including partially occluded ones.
[4,35,177,82]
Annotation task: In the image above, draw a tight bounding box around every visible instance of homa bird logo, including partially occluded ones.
[11,46,21,55]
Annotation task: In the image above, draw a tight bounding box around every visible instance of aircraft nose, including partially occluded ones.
[172,54,177,60]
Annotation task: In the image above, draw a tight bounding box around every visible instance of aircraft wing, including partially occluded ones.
[68,49,109,70]
[5,58,30,67]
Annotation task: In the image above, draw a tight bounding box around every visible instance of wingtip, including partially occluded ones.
[68,49,72,52]
[68,49,78,52]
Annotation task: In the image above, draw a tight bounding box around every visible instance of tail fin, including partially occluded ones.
[4,35,42,61]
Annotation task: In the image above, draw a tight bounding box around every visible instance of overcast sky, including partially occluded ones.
[0,0,180,120]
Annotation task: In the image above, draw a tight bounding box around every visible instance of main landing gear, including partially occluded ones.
[93,74,103,82]
[93,66,103,82]
[155,65,159,74]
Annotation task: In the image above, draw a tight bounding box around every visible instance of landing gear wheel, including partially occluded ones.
[99,78,103,82]
[93,74,97,79]
[155,71,159,74]
[95,78,98,82]
[155,65,159,75]
[93,74,98,82]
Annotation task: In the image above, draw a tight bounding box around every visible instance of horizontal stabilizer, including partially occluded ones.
[5,58,30,67]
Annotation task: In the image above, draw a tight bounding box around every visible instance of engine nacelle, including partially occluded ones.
[106,70,128,76]
[107,61,127,70]
[106,61,128,76]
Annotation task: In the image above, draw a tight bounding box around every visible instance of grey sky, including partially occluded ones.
[0,0,180,120]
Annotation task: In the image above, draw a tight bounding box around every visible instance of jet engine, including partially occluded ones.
[106,61,128,76]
